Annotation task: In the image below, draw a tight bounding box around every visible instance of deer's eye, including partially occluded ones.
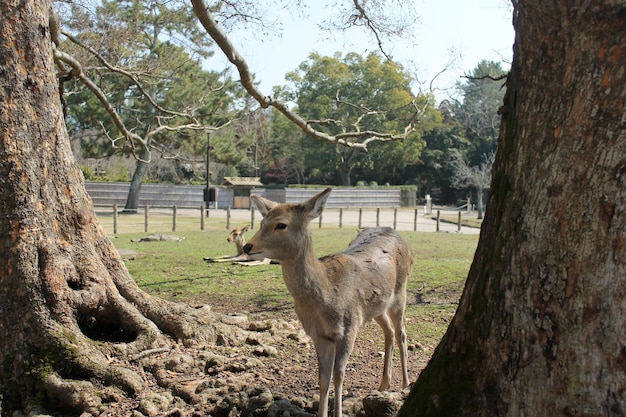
[275,223,287,230]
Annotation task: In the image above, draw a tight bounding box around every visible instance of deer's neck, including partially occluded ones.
[279,234,325,299]
[235,239,245,256]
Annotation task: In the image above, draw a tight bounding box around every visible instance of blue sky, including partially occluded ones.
[207,0,515,103]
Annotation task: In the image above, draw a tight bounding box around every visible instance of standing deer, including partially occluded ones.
[244,188,412,417]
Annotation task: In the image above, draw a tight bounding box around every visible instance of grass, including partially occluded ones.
[110,217,479,350]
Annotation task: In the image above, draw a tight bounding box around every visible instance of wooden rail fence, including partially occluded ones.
[98,205,467,234]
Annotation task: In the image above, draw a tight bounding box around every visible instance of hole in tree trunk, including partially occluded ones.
[77,308,138,343]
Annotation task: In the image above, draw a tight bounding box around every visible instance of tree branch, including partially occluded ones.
[191,0,414,150]
[53,46,148,150]
[61,30,198,121]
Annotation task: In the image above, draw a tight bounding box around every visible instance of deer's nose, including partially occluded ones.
[243,243,253,254]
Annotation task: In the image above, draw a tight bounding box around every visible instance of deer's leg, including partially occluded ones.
[389,302,410,388]
[314,338,335,417]
[374,313,395,391]
[333,331,358,417]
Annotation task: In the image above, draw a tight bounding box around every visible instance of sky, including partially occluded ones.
[206,0,515,103]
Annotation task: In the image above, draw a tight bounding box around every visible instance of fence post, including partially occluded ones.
[393,208,398,230]
[200,205,205,231]
[358,208,362,229]
[339,208,343,228]
[436,210,440,232]
[144,205,149,233]
[172,205,177,232]
[319,213,323,228]
[414,208,418,231]
[376,208,380,227]
[226,206,231,229]
[251,207,255,230]
[458,211,462,232]
[113,204,118,235]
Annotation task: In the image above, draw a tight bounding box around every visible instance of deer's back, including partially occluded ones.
[317,227,412,299]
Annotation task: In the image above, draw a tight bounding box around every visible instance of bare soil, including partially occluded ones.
[85,297,437,417]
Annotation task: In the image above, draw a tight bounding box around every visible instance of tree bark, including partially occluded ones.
[0,0,231,413]
[399,1,626,415]
[124,151,150,212]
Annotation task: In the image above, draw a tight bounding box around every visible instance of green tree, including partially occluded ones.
[284,51,430,186]
[415,101,470,201]
[58,0,241,210]
[452,60,507,165]
[261,109,308,184]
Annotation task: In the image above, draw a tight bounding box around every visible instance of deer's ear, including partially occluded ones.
[242,225,250,233]
[250,195,277,217]
[303,188,332,220]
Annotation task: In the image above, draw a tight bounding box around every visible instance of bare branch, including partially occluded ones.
[191,0,414,150]
[349,0,391,60]
[449,149,495,191]
[53,46,147,150]
[61,30,198,121]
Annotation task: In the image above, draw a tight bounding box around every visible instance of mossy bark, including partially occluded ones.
[399,1,626,415]
[0,0,226,413]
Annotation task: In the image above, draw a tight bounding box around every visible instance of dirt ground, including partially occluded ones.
[93,302,434,417]
[200,298,435,415]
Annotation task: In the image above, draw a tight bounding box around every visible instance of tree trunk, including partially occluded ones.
[124,151,150,212]
[399,1,626,416]
[0,1,233,413]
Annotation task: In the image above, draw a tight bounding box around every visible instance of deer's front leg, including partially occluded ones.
[333,331,358,417]
[314,338,335,417]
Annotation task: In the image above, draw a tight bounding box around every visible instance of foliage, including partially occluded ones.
[451,60,506,165]
[282,52,439,186]
[415,60,506,203]
[59,0,245,186]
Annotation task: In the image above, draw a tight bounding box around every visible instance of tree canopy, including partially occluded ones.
[279,51,439,185]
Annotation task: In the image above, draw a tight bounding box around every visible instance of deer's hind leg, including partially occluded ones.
[374,312,396,391]
[389,302,410,388]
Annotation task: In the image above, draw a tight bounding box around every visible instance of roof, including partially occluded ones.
[222,177,263,187]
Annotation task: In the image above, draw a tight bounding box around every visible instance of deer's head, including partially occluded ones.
[243,188,331,262]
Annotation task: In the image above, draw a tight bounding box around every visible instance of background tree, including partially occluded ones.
[415,101,470,201]
[399,1,626,415]
[261,109,308,184]
[452,60,506,165]
[415,61,505,203]
[283,51,432,185]
[59,0,242,210]
[448,149,494,218]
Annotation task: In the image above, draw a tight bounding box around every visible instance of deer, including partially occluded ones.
[244,188,412,417]
[203,225,272,266]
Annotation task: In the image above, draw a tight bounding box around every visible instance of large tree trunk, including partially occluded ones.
[399,1,626,415]
[0,0,232,413]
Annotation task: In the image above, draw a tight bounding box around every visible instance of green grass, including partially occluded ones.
[111,221,479,349]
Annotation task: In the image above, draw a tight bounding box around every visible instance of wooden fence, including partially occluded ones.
[95,205,466,235]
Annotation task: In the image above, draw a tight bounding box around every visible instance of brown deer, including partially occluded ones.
[244,188,412,417]
[204,225,272,266]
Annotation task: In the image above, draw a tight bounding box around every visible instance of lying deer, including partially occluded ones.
[203,225,272,266]
[244,188,412,417]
